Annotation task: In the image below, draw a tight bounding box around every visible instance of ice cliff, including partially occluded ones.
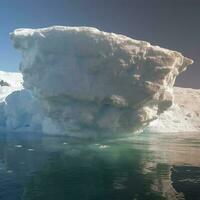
[0,26,194,136]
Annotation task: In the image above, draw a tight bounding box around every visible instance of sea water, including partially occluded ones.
[0,132,199,200]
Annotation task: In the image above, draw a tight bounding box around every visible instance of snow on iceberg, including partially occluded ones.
[6,26,193,136]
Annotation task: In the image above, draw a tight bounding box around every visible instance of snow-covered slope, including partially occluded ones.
[9,26,193,136]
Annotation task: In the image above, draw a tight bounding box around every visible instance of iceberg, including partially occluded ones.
[0,26,194,136]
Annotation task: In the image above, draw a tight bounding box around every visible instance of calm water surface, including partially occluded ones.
[0,132,199,200]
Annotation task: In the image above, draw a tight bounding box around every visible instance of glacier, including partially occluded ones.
[0,26,195,136]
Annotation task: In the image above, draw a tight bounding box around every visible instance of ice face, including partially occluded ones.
[3,90,43,131]
[0,72,42,132]
[9,26,193,136]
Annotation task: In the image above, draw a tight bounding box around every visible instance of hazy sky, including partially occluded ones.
[1,0,200,88]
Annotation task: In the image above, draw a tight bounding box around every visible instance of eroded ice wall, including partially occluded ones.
[10,26,193,136]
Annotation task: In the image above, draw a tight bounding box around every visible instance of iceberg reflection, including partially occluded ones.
[0,132,199,200]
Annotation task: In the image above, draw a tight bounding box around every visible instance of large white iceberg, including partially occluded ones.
[0,26,194,136]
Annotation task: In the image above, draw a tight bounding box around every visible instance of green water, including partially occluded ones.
[0,132,199,200]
